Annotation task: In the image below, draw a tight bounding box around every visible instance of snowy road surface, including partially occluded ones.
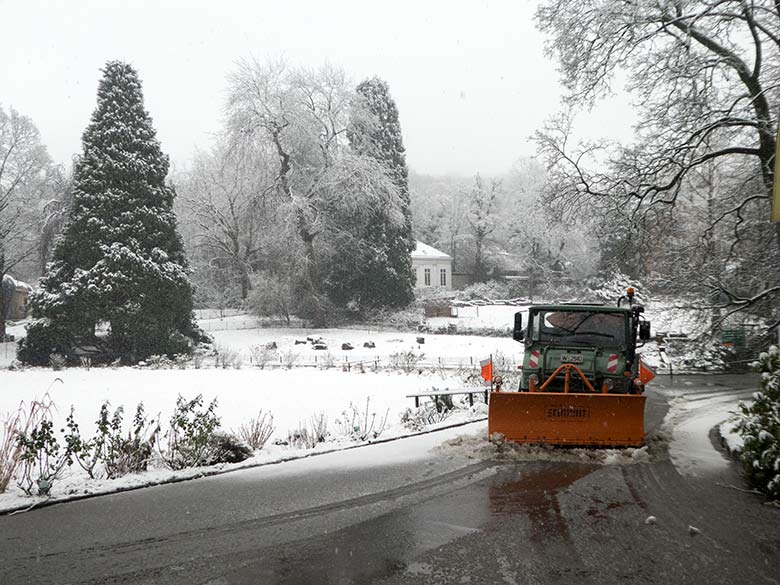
[3,375,779,585]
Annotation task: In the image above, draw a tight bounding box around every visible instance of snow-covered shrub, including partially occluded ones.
[335,398,389,441]
[736,346,780,498]
[159,394,220,470]
[458,280,515,301]
[67,403,159,480]
[213,346,235,369]
[400,403,452,431]
[584,272,646,304]
[281,350,298,369]
[318,351,336,370]
[1,399,52,493]
[247,271,294,325]
[389,350,425,373]
[309,412,328,443]
[364,306,424,330]
[248,345,276,369]
[16,397,72,495]
[147,354,173,369]
[49,353,67,371]
[191,352,205,369]
[287,425,319,449]
[173,354,189,370]
[17,318,72,367]
[235,411,275,451]
[201,432,252,465]
[285,412,329,449]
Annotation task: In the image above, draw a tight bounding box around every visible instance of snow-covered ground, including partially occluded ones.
[719,418,744,453]
[0,305,750,513]
[0,368,477,441]
[206,318,522,368]
[427,304,523,332]
[0,366,489,512]
[664,390,747,477]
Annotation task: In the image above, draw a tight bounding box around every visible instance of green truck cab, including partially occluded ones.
[513,300,651,394]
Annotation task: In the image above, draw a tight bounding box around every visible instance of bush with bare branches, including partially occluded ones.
[335,398,389,441]
[235,411,275,451]
[286,412,329,449]
[0,397,55,493]
[15,395,72,496]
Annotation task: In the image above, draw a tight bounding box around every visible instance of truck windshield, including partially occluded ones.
[530,311,626,347]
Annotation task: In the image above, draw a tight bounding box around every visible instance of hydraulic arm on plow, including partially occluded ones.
[488,288,655,447]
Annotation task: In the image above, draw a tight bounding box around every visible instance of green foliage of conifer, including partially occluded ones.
[347,77,415,308]
[19,61,205,364]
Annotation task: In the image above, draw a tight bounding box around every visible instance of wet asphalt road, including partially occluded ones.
[2,374,779,585]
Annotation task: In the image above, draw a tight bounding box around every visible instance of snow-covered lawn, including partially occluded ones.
[0,368,475,440]
[427,304,524,331]
[206,319,522,366]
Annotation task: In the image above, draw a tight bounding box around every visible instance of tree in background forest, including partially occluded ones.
[346,77,415,308]
[224,59,405,325]
[18,61,204,365]
[0,106,52,339]
[181,139,277,304]
[535,0,780,336]
[464,174,501,282]
[409,159,597,294]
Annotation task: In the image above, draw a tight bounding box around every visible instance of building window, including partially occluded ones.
[440,269,447,286]
[424,268,431,286]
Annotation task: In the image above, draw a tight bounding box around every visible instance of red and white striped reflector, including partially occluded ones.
[529,350,540,368]
[607,354,619,373]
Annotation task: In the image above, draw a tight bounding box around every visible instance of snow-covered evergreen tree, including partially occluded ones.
[18,61,204,364]
[348,77,415,308]
[737,346,780,499]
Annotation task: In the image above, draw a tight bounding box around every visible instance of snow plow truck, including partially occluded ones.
[488,288,654,447]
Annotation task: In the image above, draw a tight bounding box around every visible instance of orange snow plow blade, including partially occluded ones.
[488,392,646,447]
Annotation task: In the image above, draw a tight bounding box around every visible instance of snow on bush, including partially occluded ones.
[584,272,646,304]
[335,398,389,442]
[66,402,159,479]
[14,396,69,496]
[736,346,780,499]
[234,410,275,451]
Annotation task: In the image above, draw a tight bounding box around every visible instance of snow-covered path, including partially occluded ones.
[659,376,756,478]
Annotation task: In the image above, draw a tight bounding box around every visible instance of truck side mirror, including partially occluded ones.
[513,312,524,341]
[639,321,651,341]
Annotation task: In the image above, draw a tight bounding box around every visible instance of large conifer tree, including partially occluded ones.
[347,77,415,308]
[19,61,203,364]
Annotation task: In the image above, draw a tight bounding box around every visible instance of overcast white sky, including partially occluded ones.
[1,0,635,176]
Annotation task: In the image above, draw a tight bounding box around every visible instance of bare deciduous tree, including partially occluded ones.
[224,58,403,324]
[464,174,501,282]
[183,140,275,301]
[0,106,51,337]
[535,0,780,333]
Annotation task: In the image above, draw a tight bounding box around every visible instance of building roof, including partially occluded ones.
[2,274,32,292]
[412,241,452,261]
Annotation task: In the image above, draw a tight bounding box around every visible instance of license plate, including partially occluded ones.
[560,354,583,363]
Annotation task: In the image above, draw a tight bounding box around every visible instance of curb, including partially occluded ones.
[1,417,488,516]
